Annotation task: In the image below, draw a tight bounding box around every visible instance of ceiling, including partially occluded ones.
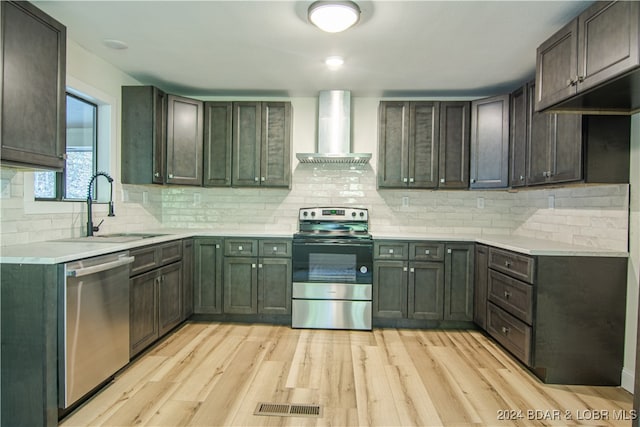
[34,0,594,98]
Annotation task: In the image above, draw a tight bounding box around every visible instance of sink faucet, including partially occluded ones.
[87,172,115,236]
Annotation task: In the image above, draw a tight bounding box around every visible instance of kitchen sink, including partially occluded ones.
[54,233,169,243]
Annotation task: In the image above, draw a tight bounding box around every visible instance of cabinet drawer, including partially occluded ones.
[487,302,532,366]
[225,239,258,256]
[130,246,159,276]
[409,242,444,261]
[488,269,533,325]
[489,247,535,283]
[374,241,408,260]
[158,240,183,265]
[259,239,291,257]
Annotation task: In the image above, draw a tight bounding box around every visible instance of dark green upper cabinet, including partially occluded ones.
[1,1,66,170]
[203,102,233,187]
[470,94,510,189]
[232,101,291,188]
[378,101,439,189]
[378,101,469,190]
[438,102,470,189]
[122,87,202,186]
[166,95,203,186]
[536,1,640,113]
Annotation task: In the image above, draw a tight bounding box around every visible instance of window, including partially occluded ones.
[34,93,98,200]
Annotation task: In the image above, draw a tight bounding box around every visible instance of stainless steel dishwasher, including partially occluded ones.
[59,251,134,409]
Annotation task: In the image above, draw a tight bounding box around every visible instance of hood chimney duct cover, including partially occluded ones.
[296,90,371,164]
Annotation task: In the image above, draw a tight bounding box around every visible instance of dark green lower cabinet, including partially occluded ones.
[373,260,408,318]
[373,241,474,325]
[193,238,224,314]
[130,262,182,358]
[444,243,475,321]
[259,258,292,315]
[408,261,445,320]
[224,257,258,314]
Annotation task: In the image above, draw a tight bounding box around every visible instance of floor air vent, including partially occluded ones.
[254,402,322,418]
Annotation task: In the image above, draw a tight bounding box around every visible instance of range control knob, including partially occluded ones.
[351,211,357,217]
[360,212,365,217]
[311,211,316,217]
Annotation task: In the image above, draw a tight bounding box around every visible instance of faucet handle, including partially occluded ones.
[93,219,104,233]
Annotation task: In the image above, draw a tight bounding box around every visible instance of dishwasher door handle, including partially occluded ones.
[66,256,135,277]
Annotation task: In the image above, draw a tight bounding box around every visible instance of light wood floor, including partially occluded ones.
[61,322,634,427]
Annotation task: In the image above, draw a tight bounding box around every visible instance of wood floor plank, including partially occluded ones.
[59,323,633,427]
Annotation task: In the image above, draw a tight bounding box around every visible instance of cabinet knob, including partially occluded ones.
[252,263,256,268]
[505,260,511,268]
[261,177,265,182]
[471,178,476,183]
[403,178,408,183]
[501,326,510,335]
[254,177,259,182]
[168,173,174,179]
[504,290,511,299]
[154,172,160,178]
[403,267,408,272]
[216,244,220,249]
[238,245,243,251]
[425,249,430,255]
[258,263,263,268]
[409,178,414,183]
[273,246,278,252]
[410,267,415,273]
[440,178,445,183]
[389,249,394,254]
[447,249,452,254]
[520,175,524,181]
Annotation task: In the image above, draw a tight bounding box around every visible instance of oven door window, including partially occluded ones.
[309,253,357,282]
[292,242,372,284]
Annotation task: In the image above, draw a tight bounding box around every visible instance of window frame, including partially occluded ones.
[34,92,99,202]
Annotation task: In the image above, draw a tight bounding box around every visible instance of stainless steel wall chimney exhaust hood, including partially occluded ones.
[296,90,371,164]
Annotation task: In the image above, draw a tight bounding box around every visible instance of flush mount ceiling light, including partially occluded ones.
[308,1,361,33]
[325,56,344,70]
[103,39,128,50]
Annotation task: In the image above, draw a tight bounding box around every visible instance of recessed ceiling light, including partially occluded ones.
[325,56,344,70]
[103,39,128,50]
[308,1,361,33]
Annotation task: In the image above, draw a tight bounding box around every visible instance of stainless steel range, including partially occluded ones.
[292,207,373,330]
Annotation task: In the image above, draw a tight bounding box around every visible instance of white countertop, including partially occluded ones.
[0,229,628,264]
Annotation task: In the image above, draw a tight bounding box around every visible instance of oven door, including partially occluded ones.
[292,240,373,285]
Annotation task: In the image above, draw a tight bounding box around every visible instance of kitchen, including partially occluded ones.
[1,1,639,426]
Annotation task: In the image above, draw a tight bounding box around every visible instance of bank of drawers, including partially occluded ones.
[486,247,535,366]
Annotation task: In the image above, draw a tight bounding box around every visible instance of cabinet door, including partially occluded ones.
[203,102,232,187]
[509,85,528,187]
[577,1,640,93]
[224,257,258,314]
[444,244,474,321]
[527,83,553,186]
[408,261,444,320]
[549,113,582,184]
[258,258,291,315]
[409,102,439,188]
[378,101,409,188]
[158,263,182,337]
[535,18,578,111]
[1,1,66,170]
[121,86,167,184]
[373,261,407,318]
[438,101,470,189]
[130,270,158,358]
[182,239,194,320]
[232,102,262,186]
[470,95,509,189]
[166,95,203,186]
[193,238,223,314]
[474,245,489,329]
[261,102,291,187]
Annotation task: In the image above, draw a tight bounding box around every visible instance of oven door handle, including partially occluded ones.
[293,239,372,246]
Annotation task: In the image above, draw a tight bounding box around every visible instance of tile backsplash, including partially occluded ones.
[0,164,630,252]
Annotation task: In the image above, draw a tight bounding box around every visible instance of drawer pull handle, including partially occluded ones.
[501,326,510,335]
[504,291,511,299]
